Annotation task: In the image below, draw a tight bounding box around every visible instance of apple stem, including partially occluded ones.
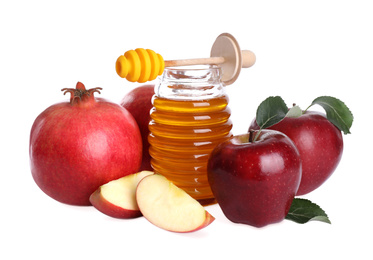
[251,129,261,143]
[249,130,254,142]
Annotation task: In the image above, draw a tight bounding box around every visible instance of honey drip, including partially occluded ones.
[149,95,232,205]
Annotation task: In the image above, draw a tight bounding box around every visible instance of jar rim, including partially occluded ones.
[162,65,222,82]
[156,65,225,100]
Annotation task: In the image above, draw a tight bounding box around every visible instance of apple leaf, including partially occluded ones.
[309,96,353,134]
[256,96,288,129]
[285,198,331,224]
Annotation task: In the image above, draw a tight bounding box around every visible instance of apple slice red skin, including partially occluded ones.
[190,211,215,233]
[207,130,302,228]
[90,187,142,219]
[249,111,343,195]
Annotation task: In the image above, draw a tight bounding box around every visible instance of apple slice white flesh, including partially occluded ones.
[136,174,215,233]
[90,171,154,218]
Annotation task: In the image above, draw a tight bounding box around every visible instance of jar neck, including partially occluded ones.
[155,66,225,100]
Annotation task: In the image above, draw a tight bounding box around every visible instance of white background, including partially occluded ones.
[1,0,372,259]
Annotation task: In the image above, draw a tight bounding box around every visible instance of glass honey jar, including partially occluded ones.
[148,65,233,205]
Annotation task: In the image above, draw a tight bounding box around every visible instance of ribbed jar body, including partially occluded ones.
[149,66,233,205]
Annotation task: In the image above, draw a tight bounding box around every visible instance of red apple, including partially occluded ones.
[90,171,154,218]
[30,82,142,206]
[120,85,155,171]
[249,111,343,195]
[207,130,302,227]
[136,174,215,232]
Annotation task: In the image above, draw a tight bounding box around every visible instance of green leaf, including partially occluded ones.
[256,96,288,129]
[286,105,303,118]
[309,96,353,134]
[285,198,331,224]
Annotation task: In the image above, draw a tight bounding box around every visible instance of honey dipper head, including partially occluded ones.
[116,49,165,83]
[116,55,129,78]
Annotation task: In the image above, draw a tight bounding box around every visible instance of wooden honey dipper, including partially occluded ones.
[116,33,256,85]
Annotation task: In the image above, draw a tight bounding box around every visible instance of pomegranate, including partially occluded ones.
[30,82,142,206]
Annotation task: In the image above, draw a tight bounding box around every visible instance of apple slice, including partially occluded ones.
[136,174,215,233]
[90,171,154,218]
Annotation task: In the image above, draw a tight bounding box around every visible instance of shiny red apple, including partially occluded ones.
[207,130,302,227]
[120,85,154,171]
[249,111,343,195]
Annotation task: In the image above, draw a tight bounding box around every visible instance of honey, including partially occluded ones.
[148,66,233,205]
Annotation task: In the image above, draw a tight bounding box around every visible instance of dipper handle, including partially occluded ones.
[164,50,255,69]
